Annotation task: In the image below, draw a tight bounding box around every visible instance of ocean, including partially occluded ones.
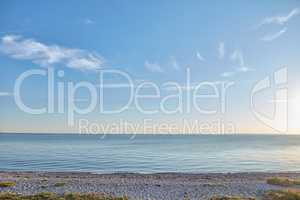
[0,133,300,173]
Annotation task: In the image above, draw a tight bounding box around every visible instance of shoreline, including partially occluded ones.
[2,170,300,176]
[1,171,300,200]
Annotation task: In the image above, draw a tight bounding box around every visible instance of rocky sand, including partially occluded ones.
[1,172,300,200]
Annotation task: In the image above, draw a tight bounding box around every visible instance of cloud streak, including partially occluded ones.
[84,18,95,25]
[0,35,105,71]
[230,50,245,67]
[260,8,300,26]
[218,42,225,59]
[261,27,287,41]
[220,49,254,78]
[170,56,180,71]
[257,8,299,42]
[196,51,205,61]
[221,71,235,78]
[145,60,163,73]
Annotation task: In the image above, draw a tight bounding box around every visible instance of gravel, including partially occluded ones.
[1,171,300,200]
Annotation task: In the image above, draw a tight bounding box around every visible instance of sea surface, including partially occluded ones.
[0,133,300,173]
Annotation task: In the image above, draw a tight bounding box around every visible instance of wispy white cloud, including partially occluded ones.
[230,49,254,72]
[261,27,287,41]
[260,8,300,26]
[230,50,245,67]
[218,42,225,59]
[220,49,254,77]
[84,18,95,25]
[0,35,105,71]
[196,51,205,61]
[221,71,235,78]
[257,8,298,42]
[237,66,254,72]
[145,60,163,73]
[169,56,180,71]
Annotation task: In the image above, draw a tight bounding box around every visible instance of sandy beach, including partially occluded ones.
[1,171,300,200]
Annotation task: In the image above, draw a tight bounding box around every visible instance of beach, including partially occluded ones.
[1,171,300,200]
[1,1,300,200]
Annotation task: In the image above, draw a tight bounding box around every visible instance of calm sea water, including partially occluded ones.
[0,133,300,173]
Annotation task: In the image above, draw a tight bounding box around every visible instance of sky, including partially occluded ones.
[0,0,300,134]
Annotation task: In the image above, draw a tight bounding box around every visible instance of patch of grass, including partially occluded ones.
[210,197,255,200]
[267,177,300,186]
[53,182,66,187]
[64,193,128,200]
[0,192,128,200]
[183,192,190,200]
[263,190,300,200]
[0,181,16,188]
[210,190,300,200]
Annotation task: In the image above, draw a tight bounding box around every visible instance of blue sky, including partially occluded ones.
[0,0,300,134]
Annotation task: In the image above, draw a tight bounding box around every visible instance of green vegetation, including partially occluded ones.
[0,190,300,200]
[0,181,16,188]
[0,192,128,200]
[267,177,300,186]
[210,190,300,200]
[210,197,255,200]
[53,182,66,187]
[263,190,300,200]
